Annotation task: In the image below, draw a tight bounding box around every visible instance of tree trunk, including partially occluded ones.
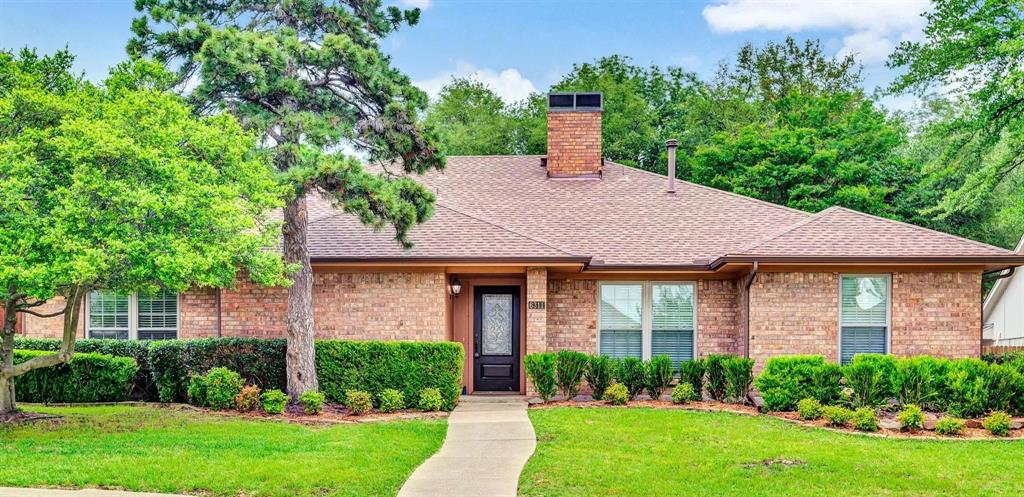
[283,195,319,399]
[0,375,13,414]
[1,299,17,414]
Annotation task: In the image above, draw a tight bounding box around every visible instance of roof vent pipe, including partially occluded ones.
[666,139,678,193]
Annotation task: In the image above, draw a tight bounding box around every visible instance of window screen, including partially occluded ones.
[138,289,178,340]
[599,284,643,359]
[88,290,129,339]
[840,275,889,364]
[652,284,695,366]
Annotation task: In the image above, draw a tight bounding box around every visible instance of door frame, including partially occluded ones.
[450,276,527,394]
[472,285,522,392]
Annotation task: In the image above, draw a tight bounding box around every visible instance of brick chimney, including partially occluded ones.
[545,92,602,178]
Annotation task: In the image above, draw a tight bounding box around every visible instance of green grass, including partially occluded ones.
[521,407,1024,497]
[0,405,446,497]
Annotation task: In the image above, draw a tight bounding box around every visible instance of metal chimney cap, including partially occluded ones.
[665,139,679,147]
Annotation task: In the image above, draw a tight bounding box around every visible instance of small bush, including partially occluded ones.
[614,357,647,400]
[723,356,754,403]
[945,359,989,418]
[204,367,244,411]
[822,406,854,426]
[705,354,729,401]
[585,355,613,401]
[147,338,286,403]
[671,382,696,405]
[850,354,897,399]
[555,350,589,400]
[843,359,886,408]
[418,387,444,412]
[644,355,674,400]
[809,362,844,406]
[894,356,944,408]
[261,389,288,415]
[235,385,262,413]
[604,383,629,406]
[12,350,138,403]
[983,411,1012,437]
[378,388,405,413]
[345,390,372,415]
[852,407,879,432]
[755,356,837,411]
[934,417,966,436]
[301,391,326,415]
[524,353,557,402]
[187,374,208,407]
[897,404,924,431]
[985,363,1023,413]
[797,398,823,420]
[677,359,705,400]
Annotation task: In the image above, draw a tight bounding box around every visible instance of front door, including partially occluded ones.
[473,286,521,392]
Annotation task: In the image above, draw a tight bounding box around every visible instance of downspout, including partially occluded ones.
[980,267,1015,354]
[741,261,759,359]
[215,288,223,338]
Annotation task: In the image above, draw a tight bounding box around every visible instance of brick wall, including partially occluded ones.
[749,272,839,368]
[546,278,598,353]
[891,271,980,358]
[546,110,602,177]
[217,278,288,338]
[180,287,219,338]
[525,268,548,354]
[20,297,85,338]
[697,279,741,357]
[313,272,447,341]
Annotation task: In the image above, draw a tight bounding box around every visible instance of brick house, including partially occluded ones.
[21,93,1024,394]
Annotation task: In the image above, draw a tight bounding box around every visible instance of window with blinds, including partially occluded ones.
[599,282,696,363]
[599,284,643,359]
[840,275,889,364]
[87,290,178,340]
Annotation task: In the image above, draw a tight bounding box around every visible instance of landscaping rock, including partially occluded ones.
[966,419,983,429]
[923,414,939,431]
[1011,418,1024,430]
[878,418,902,430]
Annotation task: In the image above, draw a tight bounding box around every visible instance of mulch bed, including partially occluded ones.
[159,402,449,425]
[529,397,1024,440]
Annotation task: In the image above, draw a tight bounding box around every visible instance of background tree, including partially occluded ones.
[716,37,862,103]
[889,0,1024,248]
[424,78,513,155]
[0,50,288,414]
[130,0,445,398]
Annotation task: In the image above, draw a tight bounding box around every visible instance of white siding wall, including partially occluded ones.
[985,269,1024,346]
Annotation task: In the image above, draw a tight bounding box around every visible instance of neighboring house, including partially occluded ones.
[21,93,1024,394]
[983,235,1024,346]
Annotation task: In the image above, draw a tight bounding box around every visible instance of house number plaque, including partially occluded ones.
[528,301,545,310]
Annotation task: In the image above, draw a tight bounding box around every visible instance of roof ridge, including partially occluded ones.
[602,160,813,217]
[732,206,840,255]
[829,206,1015,254]
[435,203,582,257]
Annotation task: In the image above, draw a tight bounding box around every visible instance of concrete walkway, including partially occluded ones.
[397,395,536,497]
[0,489,188,497]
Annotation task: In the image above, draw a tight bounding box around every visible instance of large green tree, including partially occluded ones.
[130,0,445,397]
[889,0,1024,247]
[424,78,513,155]
[0,50,288,414]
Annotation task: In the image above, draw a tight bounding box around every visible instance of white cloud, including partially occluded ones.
[414,61,539,104]
[400,0,432,9]
[702,0,930,64]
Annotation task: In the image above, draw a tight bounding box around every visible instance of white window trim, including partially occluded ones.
[86,291,180,340]
[838,273,892,363]
[597,281,698,360]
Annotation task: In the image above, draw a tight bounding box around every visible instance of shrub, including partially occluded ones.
[345,390,372,415]
[934,417,966,436]
[755,356,837,411]
[614,358,646,400]
[585,354,613,401]
[378,388,405,413]
[187,374,208,407]
[261,389,288,415]
[418,388,443,412]
[797,398,823,420]
[555,350,589,400]
[204,367,244,411]
[983,411,1012,437]
[842,359,886,408]
[849,354,897,399]
[897,404,924,431]
[147,338,286,403]
[644,355,674,400]
[704,354,729,401]
[894,356,944,408]
[677,359,705,400]
[12,350,138,403]
[822,405,854,426]
[985,363,1023,413]
[300,391,326,415]
[524,353,557,402]
[671,382,696,404]
[723,357,754,403]
[945,359,989,418]
[604,383,629,406]
[235,385,262,413]
[315,340,464,412]
[852,407,879,432]
[16,337,154,400]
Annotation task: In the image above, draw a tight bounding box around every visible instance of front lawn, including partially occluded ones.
[0,405,446,497]
[520,407,1024,497]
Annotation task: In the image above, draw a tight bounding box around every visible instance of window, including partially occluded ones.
[598,282,696,362]
[839,275,890,364]
[87,289,178,340]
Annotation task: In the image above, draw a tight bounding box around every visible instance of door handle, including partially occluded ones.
[474,352,480,358]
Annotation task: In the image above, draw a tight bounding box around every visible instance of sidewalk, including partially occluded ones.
[397,395,536,497]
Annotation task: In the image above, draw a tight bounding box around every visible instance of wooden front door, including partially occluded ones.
[473,286,521,392]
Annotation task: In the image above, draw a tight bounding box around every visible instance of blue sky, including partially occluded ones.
[0,0,931,110]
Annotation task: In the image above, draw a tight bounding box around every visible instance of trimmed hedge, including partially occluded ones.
[14,338,154,400]
[13,350,138,403]
[148,338,286,402]
[316,341,464,411]
[754,355,842,411]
